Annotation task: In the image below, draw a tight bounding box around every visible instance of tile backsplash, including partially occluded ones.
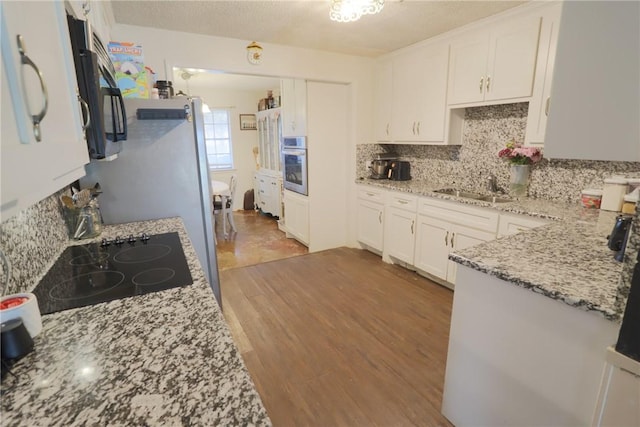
[0,190,69,296]
[357,103,640,203]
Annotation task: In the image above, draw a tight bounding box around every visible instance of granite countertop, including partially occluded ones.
[357,178,627,321]
[1,217,271,426]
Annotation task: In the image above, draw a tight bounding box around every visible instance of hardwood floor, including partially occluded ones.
[215,210,308,271]
[221,247,454,427]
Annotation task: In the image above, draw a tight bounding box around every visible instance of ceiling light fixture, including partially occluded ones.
[329,0,384,23]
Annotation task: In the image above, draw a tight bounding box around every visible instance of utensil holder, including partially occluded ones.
[63,205,102,240]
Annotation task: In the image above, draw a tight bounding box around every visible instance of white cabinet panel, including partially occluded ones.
[544,1,640,161]
[1,1,89,221]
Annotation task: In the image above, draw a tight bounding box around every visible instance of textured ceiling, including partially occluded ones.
[110,0,527,58]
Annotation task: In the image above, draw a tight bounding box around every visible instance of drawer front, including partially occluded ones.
[418,197,498,233]
[387,193,418,212]
[358,187,386,204]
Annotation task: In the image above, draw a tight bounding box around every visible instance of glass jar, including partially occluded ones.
[64,205,102,240]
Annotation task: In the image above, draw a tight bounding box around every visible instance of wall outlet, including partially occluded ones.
[364,160,372,169]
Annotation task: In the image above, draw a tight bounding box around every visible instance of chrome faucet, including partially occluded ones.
[486,174,498,193]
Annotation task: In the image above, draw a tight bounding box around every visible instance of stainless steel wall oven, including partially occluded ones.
[282,136,308,196]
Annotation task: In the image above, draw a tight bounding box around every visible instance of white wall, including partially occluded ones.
[110,24,374,247]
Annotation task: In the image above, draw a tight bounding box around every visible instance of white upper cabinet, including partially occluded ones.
[543,1,640,162]
[1,1,89,222]
[280,78,307,137]
[392,42,449,143]
[373,41,450,144]
[525,3,562,146]
[448,14,541,106]
[373,59,393,141]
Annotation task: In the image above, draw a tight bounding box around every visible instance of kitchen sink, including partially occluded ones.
[434,188,512,204]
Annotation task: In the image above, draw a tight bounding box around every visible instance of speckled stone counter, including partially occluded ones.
[357,178,628,321]
[1,217,271,426]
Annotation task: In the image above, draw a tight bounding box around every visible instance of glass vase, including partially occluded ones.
[510,164,531,197]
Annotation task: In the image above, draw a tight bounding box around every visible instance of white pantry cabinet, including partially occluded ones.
[283,189,309,246]
[524,3,562,146]
[447,14,541,106]
[256,108,281,172]
[543,1,640,162]
[373,59,393,141]
[392,42,449,143]
[1,1,89,222]
[384,193,418,265]
[280,78,307,137]
[356,186,386,253]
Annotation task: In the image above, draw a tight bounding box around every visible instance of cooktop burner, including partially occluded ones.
[33,232,193,314]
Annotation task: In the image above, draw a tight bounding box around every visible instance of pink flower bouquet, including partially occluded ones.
[498,140,542,165]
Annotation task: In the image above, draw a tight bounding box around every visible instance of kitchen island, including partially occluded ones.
[0,217,271,426]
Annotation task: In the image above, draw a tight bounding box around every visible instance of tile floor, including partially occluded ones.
[215,210,308,271]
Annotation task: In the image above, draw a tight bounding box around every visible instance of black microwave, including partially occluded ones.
[67,15,126,159]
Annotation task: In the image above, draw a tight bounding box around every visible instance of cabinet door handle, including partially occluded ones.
[412,122,416,135]
[486,76,491,92]
[378,211,382,224]
[78,95,90,130]
[479,77,484,93]
[17,35,48,142]
[444,231,449,245]
[397,200,409,205]
[545,97,551,116]
[450,232,455,248]
[411,220,414,235]
[416,121,420,135]
[386,123,390,136]
[366,192,375,197]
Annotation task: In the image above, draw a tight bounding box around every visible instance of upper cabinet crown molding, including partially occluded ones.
[543,0,640,162]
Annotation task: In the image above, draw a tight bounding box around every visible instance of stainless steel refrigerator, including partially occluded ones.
[80,97,221,305]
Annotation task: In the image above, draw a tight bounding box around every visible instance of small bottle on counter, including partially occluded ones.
[601,177,629,211]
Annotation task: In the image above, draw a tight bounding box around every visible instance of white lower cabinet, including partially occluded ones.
[356,187,386,252]
[283,190,309,246]
[413,198,498,287]
[384,193,418,265]
[498,212,548,237]
[414,215,495,286]
[255,170,282,218]
[359,187,552,289]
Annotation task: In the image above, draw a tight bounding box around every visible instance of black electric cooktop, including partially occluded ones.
[33,232,193,315]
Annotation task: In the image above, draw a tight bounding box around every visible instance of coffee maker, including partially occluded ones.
[607,214,633,262]
[369,154,397,179]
